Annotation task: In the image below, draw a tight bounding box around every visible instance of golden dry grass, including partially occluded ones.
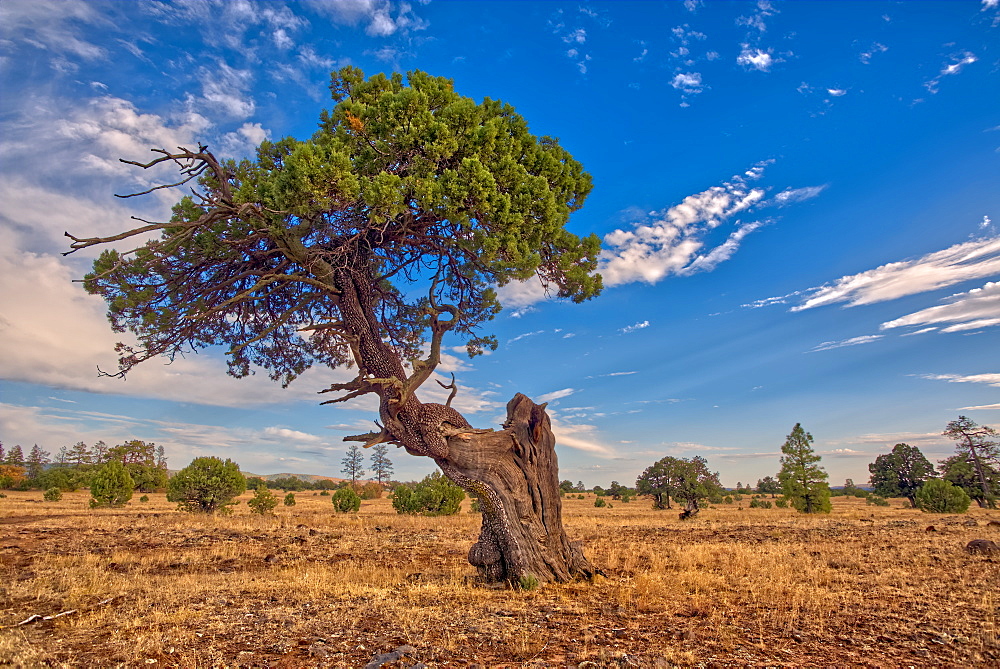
[1,490,998,667]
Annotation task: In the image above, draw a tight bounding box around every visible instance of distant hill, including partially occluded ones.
[242,472,347,483]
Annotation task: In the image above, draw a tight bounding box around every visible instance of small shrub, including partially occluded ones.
[90,460,134,509]
[358,481,383,500]
[866,495,890,507]
[577,494,585,499]
[332,486,362,513]
[594,497,607,508]
[139,495,150,503]
[168,457,246,514]
[775,497,789,508]
[915,479,971,513]
[518,573,540,591]
[724,495,733,505]
[320,490,330,496]
[44,488,62,502]
[0,493,6,498]
[733,494,743,502]
[391,471,465,516]
[283,492,296,506]
[749,498,772,509]
[621,493,632,503]
[248,485,279,515]
[469,497,481,513]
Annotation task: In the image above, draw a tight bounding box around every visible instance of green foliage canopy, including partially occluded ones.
[79,67,600,391]
[777,423,831,514]
[167,457,246,514]
[868,443,934,507]
[89,460,134,508]
[915,478,971,514]
[391,470,465,516]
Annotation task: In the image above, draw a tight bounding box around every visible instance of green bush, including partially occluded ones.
[283,492,296,506]
[594,497,606,508]
[43,487,62,502]
[139,495,149,503]
[390,471,465,516]
[248,485,279,515]
[915,479,971,513]
[331,486,361,513]
[749,498,772,509]
[866,495,890,507]
[89,460,134,508]
[775,497,789,508]
[319,490,330,496]
[167,457,246,514]
[723,495,733,505]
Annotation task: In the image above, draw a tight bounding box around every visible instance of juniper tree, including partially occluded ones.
[943,416,999,509]
[868,443,934,507]
[70,67,602,584]
[778,423,831,514]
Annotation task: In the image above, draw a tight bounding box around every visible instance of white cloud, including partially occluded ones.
[737,46,775,71]
[827,88,847,97]
[0,0,110,62]
[536,388,577,404]
[218,121,271,158]
[772,185,827,206]
[924,51,977,93]
[859,42,888,64]
[304,0,427,37]
[549,417,614,456]
[921,373,1000,388]
[263,426,324,443]
[880,281,1000,332]
[198,61,256,119]
[984,0,999,9]
[808,335,883,352]
[792,236,1000,311]
[671,72,703,94]
[599,167,768,286]
[619,320,650,334]
[959,403,1000,410]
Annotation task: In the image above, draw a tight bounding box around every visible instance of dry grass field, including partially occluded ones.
[1,490,998,668]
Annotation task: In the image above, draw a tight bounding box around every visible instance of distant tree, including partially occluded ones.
[943,416,999,509]
[671,456,724,519]
[168,457,246,514]
[0,442,5,462]
[89,460,134,508]
[4,444,24,468]
[248,484,279,515]
[756,476,780,497]
[559,480,575,494]
[915,478,971,514]
[331,486,362,513]
[370,443,394,484]
[868,443,934,507]
[636,457,681,509]
[940,453,1000,508]
[65,441,92,467]
[607,481,626,500]
[341,444,366,483]
[91,440,110,464]
[25,445,51,481]
[391,471,465,516]
[636,455,722,517]
[576,481,587,493]
[778,423,831,514]
[0,465,27,489]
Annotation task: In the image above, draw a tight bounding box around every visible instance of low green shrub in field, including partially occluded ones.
[391,471,464,516]
[775,497,789,508]
[749,498,772,509]
[248,485,279,515]
[866,495,890,507]
[283,492,296,506]
[44,488,62,502]
[332,486,362,513]
[90,460,134,509]
[915,479,971,513]
[594,497,606,508]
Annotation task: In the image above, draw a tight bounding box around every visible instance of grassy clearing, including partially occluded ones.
[1,490,998,667]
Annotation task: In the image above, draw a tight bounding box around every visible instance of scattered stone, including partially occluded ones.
[925,525,937,532]
[965,539,999,554]
[987,520,1000,528]
[363,645,417,669]
[963,519,978,527]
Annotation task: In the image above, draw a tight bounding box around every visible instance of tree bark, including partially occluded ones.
[435,393,600,585]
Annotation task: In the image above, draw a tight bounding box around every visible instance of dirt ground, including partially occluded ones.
[1,491,998,667]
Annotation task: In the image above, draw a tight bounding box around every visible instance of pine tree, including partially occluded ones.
[370,443,394,484]
[778,423,831,514]
[26,444,50,480]
[943,416,999,509]
[89,460,134,508]
[5,444,24,467]
[341,444,366,483]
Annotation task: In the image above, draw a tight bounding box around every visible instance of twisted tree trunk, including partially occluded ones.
[437,394,599,584]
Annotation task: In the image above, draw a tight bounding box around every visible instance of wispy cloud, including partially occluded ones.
[882,281,1000,333]
[921,373,1000,388]
[791,237,1000,311]
[924,51,977,93]
[958,403,1000,411]
[599,164,769,285]
[737,46,775,72]
[809,335,883,352]
[536,388,577,403]
[772,185,827,206]
[619,320,650,334]
[859,42,888,64]
[305,0,428,37]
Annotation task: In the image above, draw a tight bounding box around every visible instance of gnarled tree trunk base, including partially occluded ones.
[436,393,600,585]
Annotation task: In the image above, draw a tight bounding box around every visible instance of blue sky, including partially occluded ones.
[0,0,997,488]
